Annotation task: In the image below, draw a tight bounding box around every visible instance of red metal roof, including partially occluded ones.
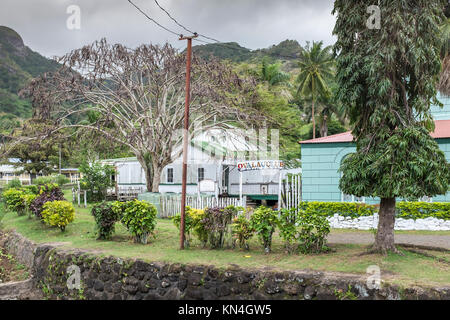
[299,120,450,144]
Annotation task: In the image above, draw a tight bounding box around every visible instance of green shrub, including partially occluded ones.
[23,193,38,219]
[113,200,157,244]
[250,206,278,253]
[22,185,39,195]
[231,213,254,250]
[297,208,330,254]
[299,201,450,221]
[55,175,70,186]
[4,179,22,190]
[396,202,450,220]
[34,175,70,187]
[41,200,75,231]
[172,207,206,247]
[298,201,376,219]
[278,207,300,254]
[91,202,122,240]
[2,188,28,215]
[79,162,115,203]
[201,206,238,249]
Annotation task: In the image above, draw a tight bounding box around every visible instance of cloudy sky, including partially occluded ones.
[1,0,336,58]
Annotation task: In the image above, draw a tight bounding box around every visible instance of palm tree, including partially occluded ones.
[300,90,346,138]
[296,41,334,139]
[260,58,290,86]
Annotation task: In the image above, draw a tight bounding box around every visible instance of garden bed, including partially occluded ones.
[1,195,449,288]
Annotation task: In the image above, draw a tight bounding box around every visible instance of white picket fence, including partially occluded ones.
[281,174,302,210]
[159,195,246,218]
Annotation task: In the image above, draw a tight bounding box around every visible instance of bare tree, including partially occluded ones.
[21,39,262,192]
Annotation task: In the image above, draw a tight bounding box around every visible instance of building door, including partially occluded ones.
[222,165,230,195]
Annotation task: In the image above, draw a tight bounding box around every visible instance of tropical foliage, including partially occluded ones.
[91,202,122,240]
[249,206,278,253]
[333,0,450,253]
[79,162,115,203]
[296,41,335,139]
[41,200,75,231]
[112,200,157,244]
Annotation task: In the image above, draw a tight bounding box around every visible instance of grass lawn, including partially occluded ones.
[0,189,449,288]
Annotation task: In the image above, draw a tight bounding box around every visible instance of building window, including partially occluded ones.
[198,168,205,182]
[167,168,174,183]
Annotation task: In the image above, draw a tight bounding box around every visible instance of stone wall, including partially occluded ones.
[1,231,449,300]
[328,213,450,231]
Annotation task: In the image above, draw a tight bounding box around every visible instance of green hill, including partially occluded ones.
[0,26,59,131]
[192,39,303,64]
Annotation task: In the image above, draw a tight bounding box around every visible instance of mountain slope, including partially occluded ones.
[0,26,59,126]
[192,39,303,64]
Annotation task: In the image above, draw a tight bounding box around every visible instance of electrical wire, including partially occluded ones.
[129,0,301,60]
[153,0,221,43]
[128,0,181,37]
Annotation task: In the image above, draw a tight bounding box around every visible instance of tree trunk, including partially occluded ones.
[374,197,397,254]
[320,115,328,137]
[137,155,153,193]
[144,166,153,193]
[151,165,162,193]
[312,99,316,139]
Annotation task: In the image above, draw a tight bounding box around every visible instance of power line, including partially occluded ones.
[153,0,221,43]
[153,0,196,35]
[128,0,181,37]
[129,0,300,61]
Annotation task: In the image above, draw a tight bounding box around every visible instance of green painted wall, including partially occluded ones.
[301,138,450,203]
[431,93,450,120]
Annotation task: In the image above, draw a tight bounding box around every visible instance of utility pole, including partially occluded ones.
[179,33,198,250]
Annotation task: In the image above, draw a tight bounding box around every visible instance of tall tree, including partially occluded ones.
[333,0,450,253]
[21,40,261,192]
[3,119,69,178]
[296,41,334,139]
[438,2,450,95]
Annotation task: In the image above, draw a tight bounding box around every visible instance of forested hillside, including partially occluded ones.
[0,26,59,132]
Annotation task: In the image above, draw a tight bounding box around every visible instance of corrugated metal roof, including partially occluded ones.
[299,120,450,144]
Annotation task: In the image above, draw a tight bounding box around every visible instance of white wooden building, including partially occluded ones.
[102,128,301,206]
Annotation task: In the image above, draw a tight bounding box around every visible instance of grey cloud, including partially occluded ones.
[0,0,336,58]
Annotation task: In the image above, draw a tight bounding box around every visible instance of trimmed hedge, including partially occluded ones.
[396,202,450,220]
[299,201,450,221]
[298,202,375,219]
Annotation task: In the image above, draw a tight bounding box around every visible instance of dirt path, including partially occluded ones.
[328,232,450,250]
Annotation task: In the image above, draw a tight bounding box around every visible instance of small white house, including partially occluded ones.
[102,127,301,206]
